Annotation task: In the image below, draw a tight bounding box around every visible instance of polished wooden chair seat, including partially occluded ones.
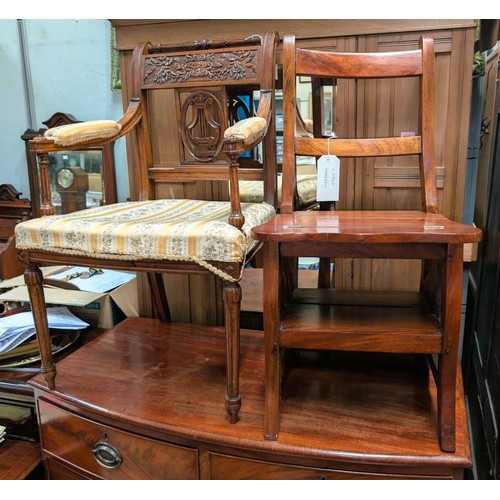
[251,34,482,452]
[16,32,279,423]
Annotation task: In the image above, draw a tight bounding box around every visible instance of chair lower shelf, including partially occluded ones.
[28,317,470,479]
[280,288,441,353]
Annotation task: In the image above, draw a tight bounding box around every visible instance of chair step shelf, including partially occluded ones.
[291,288,428,308]
[280,294,441,353]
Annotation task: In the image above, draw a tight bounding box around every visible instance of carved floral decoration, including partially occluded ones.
[144,50,258,85]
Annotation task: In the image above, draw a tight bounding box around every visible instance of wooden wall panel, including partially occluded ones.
[112,20,475,51]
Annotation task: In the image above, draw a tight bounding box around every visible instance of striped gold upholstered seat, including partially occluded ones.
[15,199,275,278]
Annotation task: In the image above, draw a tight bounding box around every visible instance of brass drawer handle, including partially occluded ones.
[92,441,122,469]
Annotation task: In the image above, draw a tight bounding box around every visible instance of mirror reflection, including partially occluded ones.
[47,150,104,214]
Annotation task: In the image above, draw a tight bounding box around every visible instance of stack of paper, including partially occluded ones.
[0,424,6,445]
[0,306,89,355]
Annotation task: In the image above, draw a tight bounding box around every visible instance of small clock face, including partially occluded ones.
[57,168,75,189]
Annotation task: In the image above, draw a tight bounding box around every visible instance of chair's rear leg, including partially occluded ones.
[147,272,171,322]
[223,280,241,423]
[317,258,332,288]
[24,263,56,389]
[281,256,297,308]
[317,202,334,289]
[438,243,463,452]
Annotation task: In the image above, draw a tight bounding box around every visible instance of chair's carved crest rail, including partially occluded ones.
[143,50,259,86]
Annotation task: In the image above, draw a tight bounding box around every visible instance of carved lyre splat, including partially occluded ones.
[180,90,224,162]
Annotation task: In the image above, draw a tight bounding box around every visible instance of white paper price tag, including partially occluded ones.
[316,154,340,201]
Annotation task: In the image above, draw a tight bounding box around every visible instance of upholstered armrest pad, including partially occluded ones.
[44,120,122,147]
[303,118,313,134]
[224,117,267,145]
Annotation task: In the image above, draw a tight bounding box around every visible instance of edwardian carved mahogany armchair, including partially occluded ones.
[252,34,482,451]
[15,32,279,423]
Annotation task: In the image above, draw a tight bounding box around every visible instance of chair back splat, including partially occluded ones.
[15,32,280,425]
[251,34,482,452]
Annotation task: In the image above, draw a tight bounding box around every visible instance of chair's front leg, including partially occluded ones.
[24,263,56,389]
[438,243,463,452]
[223,280,241,423]
[263,241,281,440]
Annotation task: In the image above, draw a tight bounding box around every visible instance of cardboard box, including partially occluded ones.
[0,267,138,329]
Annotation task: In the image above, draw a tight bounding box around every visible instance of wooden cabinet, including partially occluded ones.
[31,318,471,479]
[463,46,500,479]
[0,184,31,280]
[111,20,476,321]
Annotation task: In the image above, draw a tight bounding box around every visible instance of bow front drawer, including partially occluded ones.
[38,399,199,479]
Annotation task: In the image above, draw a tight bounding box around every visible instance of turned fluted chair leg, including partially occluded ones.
[223,281,241,423]
[24,263,56,389]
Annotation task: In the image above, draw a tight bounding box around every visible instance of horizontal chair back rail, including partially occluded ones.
[295,136,422,158]
[296,48,423,78]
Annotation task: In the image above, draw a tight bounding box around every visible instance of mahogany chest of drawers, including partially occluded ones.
[30,318,471,479]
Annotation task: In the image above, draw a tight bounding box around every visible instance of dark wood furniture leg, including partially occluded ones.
[223,281,242,423]
[147,272,171,322]
[317,258,332,289]
[24,263,56,389]
[263,242,280,440]
[438,243,463,452]
[317,202,333,289]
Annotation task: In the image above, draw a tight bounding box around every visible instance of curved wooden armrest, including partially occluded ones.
[28,98,142,154]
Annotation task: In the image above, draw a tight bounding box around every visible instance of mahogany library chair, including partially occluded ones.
[252,34,482,452]
[15,32,279,424]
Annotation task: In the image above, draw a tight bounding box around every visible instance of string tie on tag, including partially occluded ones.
[327,135,335,161]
